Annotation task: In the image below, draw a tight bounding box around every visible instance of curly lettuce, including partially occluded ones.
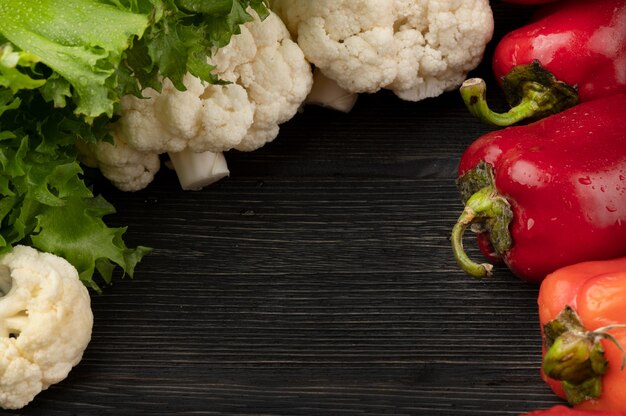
[0,0,268,290]
[1,0,269,117]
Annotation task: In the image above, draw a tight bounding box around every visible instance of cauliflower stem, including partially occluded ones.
[305,68,359,113]
[168,149,230,191]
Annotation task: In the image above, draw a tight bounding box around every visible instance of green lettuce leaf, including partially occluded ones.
[0,44,46,92]
[127,0,270,91]
[0,0,149,118]
[0,0,269,116]
[0,0,268,290]
[0,94,151,291]
[32,195,153,292]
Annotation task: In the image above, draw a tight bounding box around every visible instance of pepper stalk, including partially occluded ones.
[461,61,579,126]
[451,162,513,278]
[543,306,626,405]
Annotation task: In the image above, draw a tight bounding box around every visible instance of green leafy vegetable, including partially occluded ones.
[1,0,269,116]
[0,0,149,118]
[0,0,268,290]
[127,0,270,92]
[0,91,150,291]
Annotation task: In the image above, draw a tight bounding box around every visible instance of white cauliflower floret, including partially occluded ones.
[117,10,312,154]
[118,74,255,154]
[0,246,93,409]
[232,11,315,151]
[270,0,494,102]
[84,10,313,192]
[77,130,160,192]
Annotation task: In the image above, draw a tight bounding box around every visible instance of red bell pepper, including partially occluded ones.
[538,257,626,411]
[521,405,626,415]
[451,93,626,282]
[461,0,626,126]
[500,0,559,4]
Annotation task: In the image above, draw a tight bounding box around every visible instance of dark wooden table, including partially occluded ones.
[11,2,570,415]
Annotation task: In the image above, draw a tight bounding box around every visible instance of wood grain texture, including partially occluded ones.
[9,2,570,415]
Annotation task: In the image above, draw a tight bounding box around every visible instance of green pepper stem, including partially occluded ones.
[460,61,579,127]
[460,78,539,126]
[543,306,626,405]
[451,186,512,278]
[451,207,493,278]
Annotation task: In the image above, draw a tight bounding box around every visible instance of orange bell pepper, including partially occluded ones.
[538,257,626,411]
[522,405,626,415]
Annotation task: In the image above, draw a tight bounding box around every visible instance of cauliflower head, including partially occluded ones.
[83,10,313,192]
[116,10,313,155]
[0,246,93,409]
[270,0,494,101]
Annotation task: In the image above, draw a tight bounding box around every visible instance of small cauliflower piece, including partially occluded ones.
[270,0,494,102]
[84,10,313,192]
[0,246,93,409]
[77,130,160,192]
